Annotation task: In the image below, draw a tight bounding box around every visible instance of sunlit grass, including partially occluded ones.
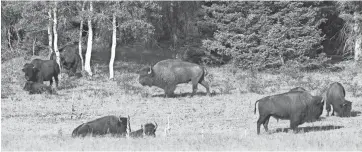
[1,57,362,150]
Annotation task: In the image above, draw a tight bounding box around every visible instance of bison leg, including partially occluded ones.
[49,78,53,87]
[263,116,271,133]
[54,75,59,88]
[326,103,331,117]
[199,80,210,96]
[289,116,301,133]
[164,85,176,98]
[191,84,198,97]
[257,115,269,135]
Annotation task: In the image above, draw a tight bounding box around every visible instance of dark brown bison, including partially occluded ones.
[289,87,307,92]
[72,115,129,137]
[130,122,158,138]
[325,82,352,117]
[138,59,210,97]
[254,91,324,134]
[23,81,54,94]
[50,43,82,77]
[22,59,60,88]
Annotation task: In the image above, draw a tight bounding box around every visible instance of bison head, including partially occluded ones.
[22,63,39,81]
[118,116,129,135]
[142,121,158,137]
[308,96,325,121]
[138,66,154,87]
[340,100,352,117]
[23,81,34,91]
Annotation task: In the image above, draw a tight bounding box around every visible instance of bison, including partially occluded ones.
[72,115,129,137]
[254,91,324,134]
[130,122,158,138]
[138,59,210,97]
[289,87,307,92]
[23,81,54,94]
[325,82,352,117]
[22,59,60,88]
[50,43,82,77]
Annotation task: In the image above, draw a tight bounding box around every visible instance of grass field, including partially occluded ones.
[1,55,362,151]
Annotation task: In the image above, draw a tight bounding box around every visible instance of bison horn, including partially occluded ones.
[154,121,158,131]
[147,66,152,74]
[142,124,146,137]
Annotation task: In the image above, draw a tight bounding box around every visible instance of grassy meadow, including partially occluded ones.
[1,51,362,151]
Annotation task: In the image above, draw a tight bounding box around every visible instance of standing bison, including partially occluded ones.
[50,43,82,77]
[138,59,210,97]
[254,91,324,134]
[72,115,129,137]
[325,82,352,117]
[22,59,60,88]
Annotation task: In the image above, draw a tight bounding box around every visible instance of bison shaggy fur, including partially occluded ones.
[23,81,54,94]
[138,59,210,97]
[50,43,82,78]
[22,59,60,88]
[72,115,128,137]
[325,82,352,117]
[130,122,158,138]
[254,91,324,134]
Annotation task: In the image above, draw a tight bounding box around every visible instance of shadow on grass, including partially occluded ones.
[151,91,215,98]
[274,125,344,134]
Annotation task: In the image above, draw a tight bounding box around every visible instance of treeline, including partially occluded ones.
[2,1,361,71]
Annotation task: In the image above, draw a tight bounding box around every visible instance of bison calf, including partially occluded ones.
[72,115,128,137]
[254,91,324,134]
[23,81,54,94]
[130,122,158,138]
[138,59,210,97]
[325,82,352,117]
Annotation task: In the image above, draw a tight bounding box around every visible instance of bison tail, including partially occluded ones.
[254,100,260,114]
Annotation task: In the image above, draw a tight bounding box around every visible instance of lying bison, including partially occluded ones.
[289,87,307,92]
[138,59,210,97]
[130,122,158,138]
[23,81,54,94]
[254,91,324,134]
[22,59,60,88]
[325,82,352,117]
[72,115,129,137]
[50,43,82,77]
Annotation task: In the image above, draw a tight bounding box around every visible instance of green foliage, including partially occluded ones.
[198,2,326,69]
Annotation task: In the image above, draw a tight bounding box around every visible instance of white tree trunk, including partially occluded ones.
[85,1,93,76]
[7,29,13,52]
[32,38,36,56]
[109,13,117,79]
[78,1,85,70]
[48,8,53,58]
[354,12,361,61]
[53,4,61,70]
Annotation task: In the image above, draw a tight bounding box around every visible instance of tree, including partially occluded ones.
[53,2,61,70]
[78,1,85,70]
[47,6,53,58]
[336,1,362,61]
[85,1,94,76]
[198,2,326,69]
[109,12,116,79]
